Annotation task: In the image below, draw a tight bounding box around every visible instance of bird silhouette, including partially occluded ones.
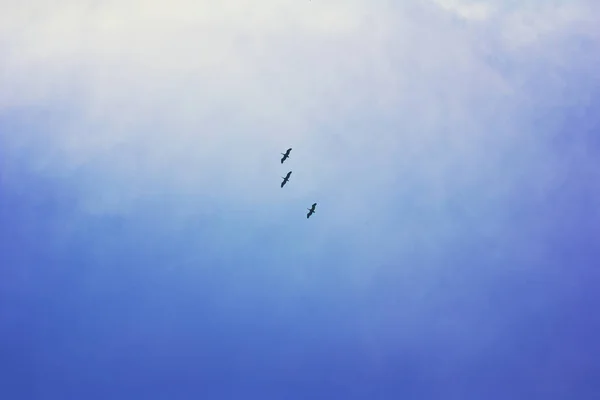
[280,148,292,164]
[306,203,317,218]
[281,171,292,188]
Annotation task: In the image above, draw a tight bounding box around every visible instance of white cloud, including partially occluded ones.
[0,0,598,227]
[431,0,496,21]
[431,0,600,47]
[2,3,599,384]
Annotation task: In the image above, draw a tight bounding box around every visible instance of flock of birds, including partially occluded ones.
[279,148,317,219]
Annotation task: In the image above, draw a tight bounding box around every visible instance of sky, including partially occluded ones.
[1,0,600,398]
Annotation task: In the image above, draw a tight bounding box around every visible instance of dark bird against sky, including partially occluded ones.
[281,148,292,164]
[307,203,317,218]
[281,171,292,188]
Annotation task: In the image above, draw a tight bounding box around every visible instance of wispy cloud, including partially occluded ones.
[1,1,598,262]
[1,1,600,397]
[0,2,597,281]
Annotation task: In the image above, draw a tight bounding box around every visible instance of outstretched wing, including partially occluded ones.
[281,149,291,163]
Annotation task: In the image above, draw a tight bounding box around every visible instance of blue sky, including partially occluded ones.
[1,0,600,398]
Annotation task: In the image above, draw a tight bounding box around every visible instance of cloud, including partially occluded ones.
[1,3,600,396]
[0,1,598,293]
[1,0,598,240]
[432,0,496,21]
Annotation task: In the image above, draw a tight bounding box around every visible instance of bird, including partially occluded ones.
[306,203,317,218]
[281,171,292,188]
[280,148,292,164]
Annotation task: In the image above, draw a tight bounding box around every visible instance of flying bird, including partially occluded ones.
[280,148,292,164]
[281,171,292,188]
[306,203,317,218]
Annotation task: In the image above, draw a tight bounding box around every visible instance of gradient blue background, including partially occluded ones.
[1,1,600,398]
